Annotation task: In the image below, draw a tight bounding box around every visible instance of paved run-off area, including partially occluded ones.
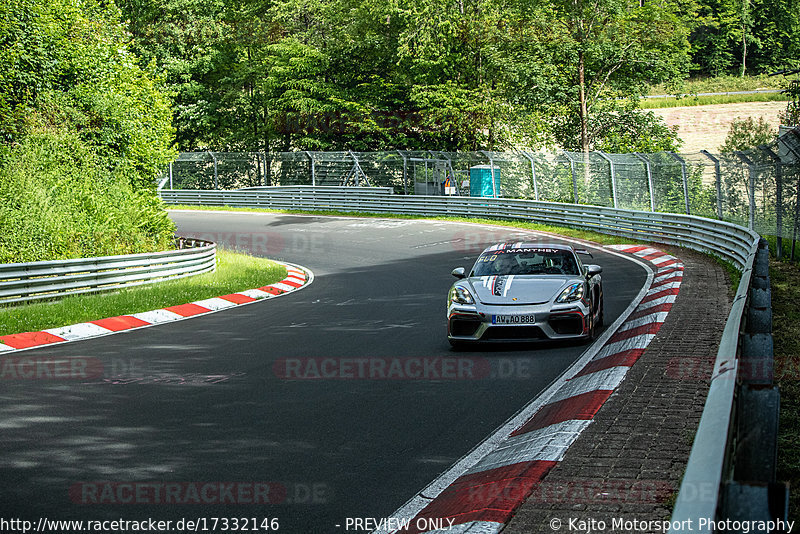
[504,247,731,533]
[651,101,788,153]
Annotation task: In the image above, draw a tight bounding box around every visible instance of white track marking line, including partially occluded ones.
[271,282,298,292]
[635,295,678,311]
[546,366,630,405]
[654,271,684,284]
[591,334,658,361]
[646,281,681,295]
[649,255,677,265]
[419,522,503,534]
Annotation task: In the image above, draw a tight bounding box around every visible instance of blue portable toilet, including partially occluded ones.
[469,165,501,197]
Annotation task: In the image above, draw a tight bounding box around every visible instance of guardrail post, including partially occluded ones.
[701,150,723,219]
[633,153,655,212]
[777,134,800,260]
[305,151,316,187]
[759,145,783,258]
[397,150,408,194]
[562,151,579,204]
[735,151,757,231]
[519,151,539,201]
[793,173,800,262]
[208,151,219,190]
[669,152,690,215]
[255,153,262,187]
[596,151,617,208]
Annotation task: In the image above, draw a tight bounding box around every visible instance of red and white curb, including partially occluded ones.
[377,245,683,534]
[0,263,312,353]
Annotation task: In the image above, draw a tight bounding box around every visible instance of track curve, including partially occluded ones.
[0,211,647,532]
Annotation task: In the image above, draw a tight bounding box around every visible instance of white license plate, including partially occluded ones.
[492,314,536,325]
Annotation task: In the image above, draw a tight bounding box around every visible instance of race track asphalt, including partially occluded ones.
[0,211,647,533]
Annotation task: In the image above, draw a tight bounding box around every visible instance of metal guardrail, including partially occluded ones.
[161,188,757,269]
[0,237,216,305]
[162,129,800,255]
[236,185,395,194]
[668,239,758,532]
[670,238,784,532]
[162,186,777,525]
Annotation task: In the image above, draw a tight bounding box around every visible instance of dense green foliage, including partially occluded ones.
[690,0,800,78]
[0,0,176,184]
[0,0,177,263]
[0,130,175,263]
[782,80,800,126]
[117,0,698,153]
[116,0,798,154]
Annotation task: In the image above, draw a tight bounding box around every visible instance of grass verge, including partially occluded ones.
[0,250,287,337]
[648,74,787,96]
[771,259,800,520]
[640,92,787,109]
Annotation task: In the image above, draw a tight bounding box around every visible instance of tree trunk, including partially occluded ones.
[578,49,589,152]
[578,49,590,193]
[740,0,748,76]
[741,30,747,76]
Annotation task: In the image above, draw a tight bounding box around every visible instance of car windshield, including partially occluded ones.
[471,247,579,276]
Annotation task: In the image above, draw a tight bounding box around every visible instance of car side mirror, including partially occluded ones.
[451,267,466,279]
[586,264,602,278]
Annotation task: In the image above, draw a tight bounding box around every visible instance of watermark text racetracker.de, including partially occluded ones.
[69,481,329,505]
[273,356,537,381]
[1,517,282,533]
[0,356,103,380]
[191,231,328,257]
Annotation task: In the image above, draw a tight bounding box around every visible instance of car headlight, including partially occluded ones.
[449,285,475,305]
[556,282,584,303]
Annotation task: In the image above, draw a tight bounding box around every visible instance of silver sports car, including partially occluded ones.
[447,243,603,345]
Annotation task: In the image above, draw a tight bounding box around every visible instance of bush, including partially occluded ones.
[554,100,682,153]
[0,130,176,264]
[719,116,775,152]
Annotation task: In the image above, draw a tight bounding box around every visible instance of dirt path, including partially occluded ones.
[651,101,788,154]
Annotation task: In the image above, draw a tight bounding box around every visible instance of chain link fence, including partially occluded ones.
[161,128,800,253]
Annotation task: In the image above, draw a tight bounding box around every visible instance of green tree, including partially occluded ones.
[690,0,799,76]
[554,100,682,152]
[534,0,689,151]
[0,0,175,189]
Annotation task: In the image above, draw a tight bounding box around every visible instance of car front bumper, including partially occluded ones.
[447,300,591,343]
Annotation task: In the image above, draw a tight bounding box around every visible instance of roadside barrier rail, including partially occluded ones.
[162,188,756,269]
[0,237,216,305]
[670,238,782,532]
[162,186,776,524]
